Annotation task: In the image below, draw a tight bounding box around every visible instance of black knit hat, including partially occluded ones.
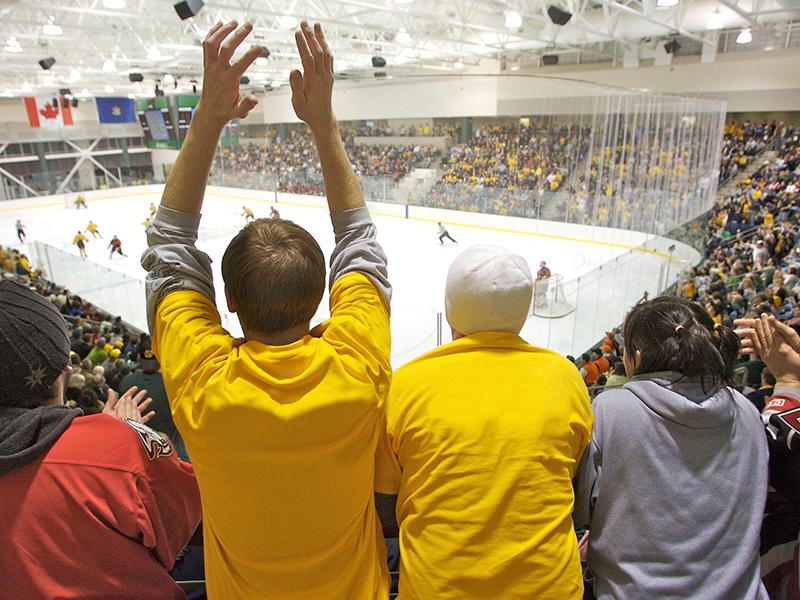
[0,280,70,407]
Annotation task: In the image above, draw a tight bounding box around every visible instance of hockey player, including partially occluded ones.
[74,194,88,209]
[270,206,281,219]
[86,221,103,239]
[242,206,255,222]
[73,231,89,259]
[108,235,127,259]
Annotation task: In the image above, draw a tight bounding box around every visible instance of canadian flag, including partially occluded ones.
[23,96,74,128]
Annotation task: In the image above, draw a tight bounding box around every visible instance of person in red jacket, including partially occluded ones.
[0,279,202,600]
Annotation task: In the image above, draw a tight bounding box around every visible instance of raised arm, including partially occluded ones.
[290,21,364,214]
[141,21,261,328]
[161,20,261,214]
[289,22,391,308]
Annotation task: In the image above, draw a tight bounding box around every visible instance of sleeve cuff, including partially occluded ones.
[330,207,371,235]
[155,205,202,235]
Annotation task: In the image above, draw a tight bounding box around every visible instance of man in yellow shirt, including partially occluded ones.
[141,21,392,599]
[376,245,592,599]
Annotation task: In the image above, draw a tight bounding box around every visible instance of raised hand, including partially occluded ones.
[198,20,261,128]
[290,21,336,136]
[103,386,156,424]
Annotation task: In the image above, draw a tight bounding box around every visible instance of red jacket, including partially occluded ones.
[0,413,201,599]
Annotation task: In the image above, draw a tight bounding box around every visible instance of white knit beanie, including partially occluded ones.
[445,245,533,336]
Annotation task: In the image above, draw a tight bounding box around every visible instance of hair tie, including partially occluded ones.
[674,324,684,335]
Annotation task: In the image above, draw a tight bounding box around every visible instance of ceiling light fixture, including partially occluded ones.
[127,93,135,99]
[104,84,114,93]
[255,56,268,66]
[454,60,464,69]
[20,82,31,92]
[656,0,679,7]
[147,45,162,60]
[338,60,349,70]
[102,59,117,72]
[706,9,724,30]
[102,0,127,8]
[510,64,520,71]
[736,28,752,44]
[0,89,12,97]
[396,27,411,44]
[4,36,22,53]
[43,16,63,36]
[504,11,522,29]
[277,15,298,29]
[163,73,175,84]
[68,69,82,83]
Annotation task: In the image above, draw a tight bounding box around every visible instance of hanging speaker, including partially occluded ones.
[128,72,144,82]
[371,56,386,68]
[542,54,559,65]
[664,39,682,54]
[39,57,56,70]
[547,5,572,26]
[174,0,204,20]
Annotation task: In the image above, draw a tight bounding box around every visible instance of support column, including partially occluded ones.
[459,117,472,144]
[35,142,56,193]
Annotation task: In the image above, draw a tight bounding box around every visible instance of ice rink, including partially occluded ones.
[1,185,701,366]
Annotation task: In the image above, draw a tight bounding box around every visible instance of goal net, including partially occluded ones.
[531,273,575,318]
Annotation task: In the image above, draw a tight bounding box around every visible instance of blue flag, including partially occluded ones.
[96,97,137,123]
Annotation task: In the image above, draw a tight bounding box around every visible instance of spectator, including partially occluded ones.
[592,348,610,374]
[746,369,776,412]
[604,361,628,388]
[119,348,187,460]
[0,279,202,599]
[87,337,108,366]
[575,297,768,599]
[70,332,92,359]
[141,22,392,597]
[375,245,591,598]
[580,352,600,386]
[736,314,800,598]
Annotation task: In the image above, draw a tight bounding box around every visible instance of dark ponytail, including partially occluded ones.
[623,296,740,392]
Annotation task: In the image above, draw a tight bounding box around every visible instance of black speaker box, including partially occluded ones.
[174,0,204,20]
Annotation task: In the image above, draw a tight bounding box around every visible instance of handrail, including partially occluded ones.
[716,135,780,190]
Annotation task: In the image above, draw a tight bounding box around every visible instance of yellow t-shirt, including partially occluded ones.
[152,273,392,599]
[377,332,592,599]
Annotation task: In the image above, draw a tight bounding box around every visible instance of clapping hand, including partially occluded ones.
[734,314,800,385]
[103,386,155,424]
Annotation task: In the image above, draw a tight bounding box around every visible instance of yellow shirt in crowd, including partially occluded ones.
[152,273,392,599]
[377,332,592,600]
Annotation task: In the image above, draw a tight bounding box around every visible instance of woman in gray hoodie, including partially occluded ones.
[574,297,769,599]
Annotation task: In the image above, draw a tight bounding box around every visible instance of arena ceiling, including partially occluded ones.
[0,0,799,98]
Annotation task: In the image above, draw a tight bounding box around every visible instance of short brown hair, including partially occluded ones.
[221,218,325,335]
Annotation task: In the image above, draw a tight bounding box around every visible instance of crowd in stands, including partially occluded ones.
[347,122,458,137]
[210,128,441,194]
[718,120,780,184]
[3,20,800,599]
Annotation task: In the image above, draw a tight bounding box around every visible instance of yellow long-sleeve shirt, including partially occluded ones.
[151,273,392,599]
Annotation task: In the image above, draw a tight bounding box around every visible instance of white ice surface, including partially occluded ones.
[0,185,700,366]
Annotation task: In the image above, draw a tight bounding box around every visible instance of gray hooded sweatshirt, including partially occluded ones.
[574,374,769,600]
